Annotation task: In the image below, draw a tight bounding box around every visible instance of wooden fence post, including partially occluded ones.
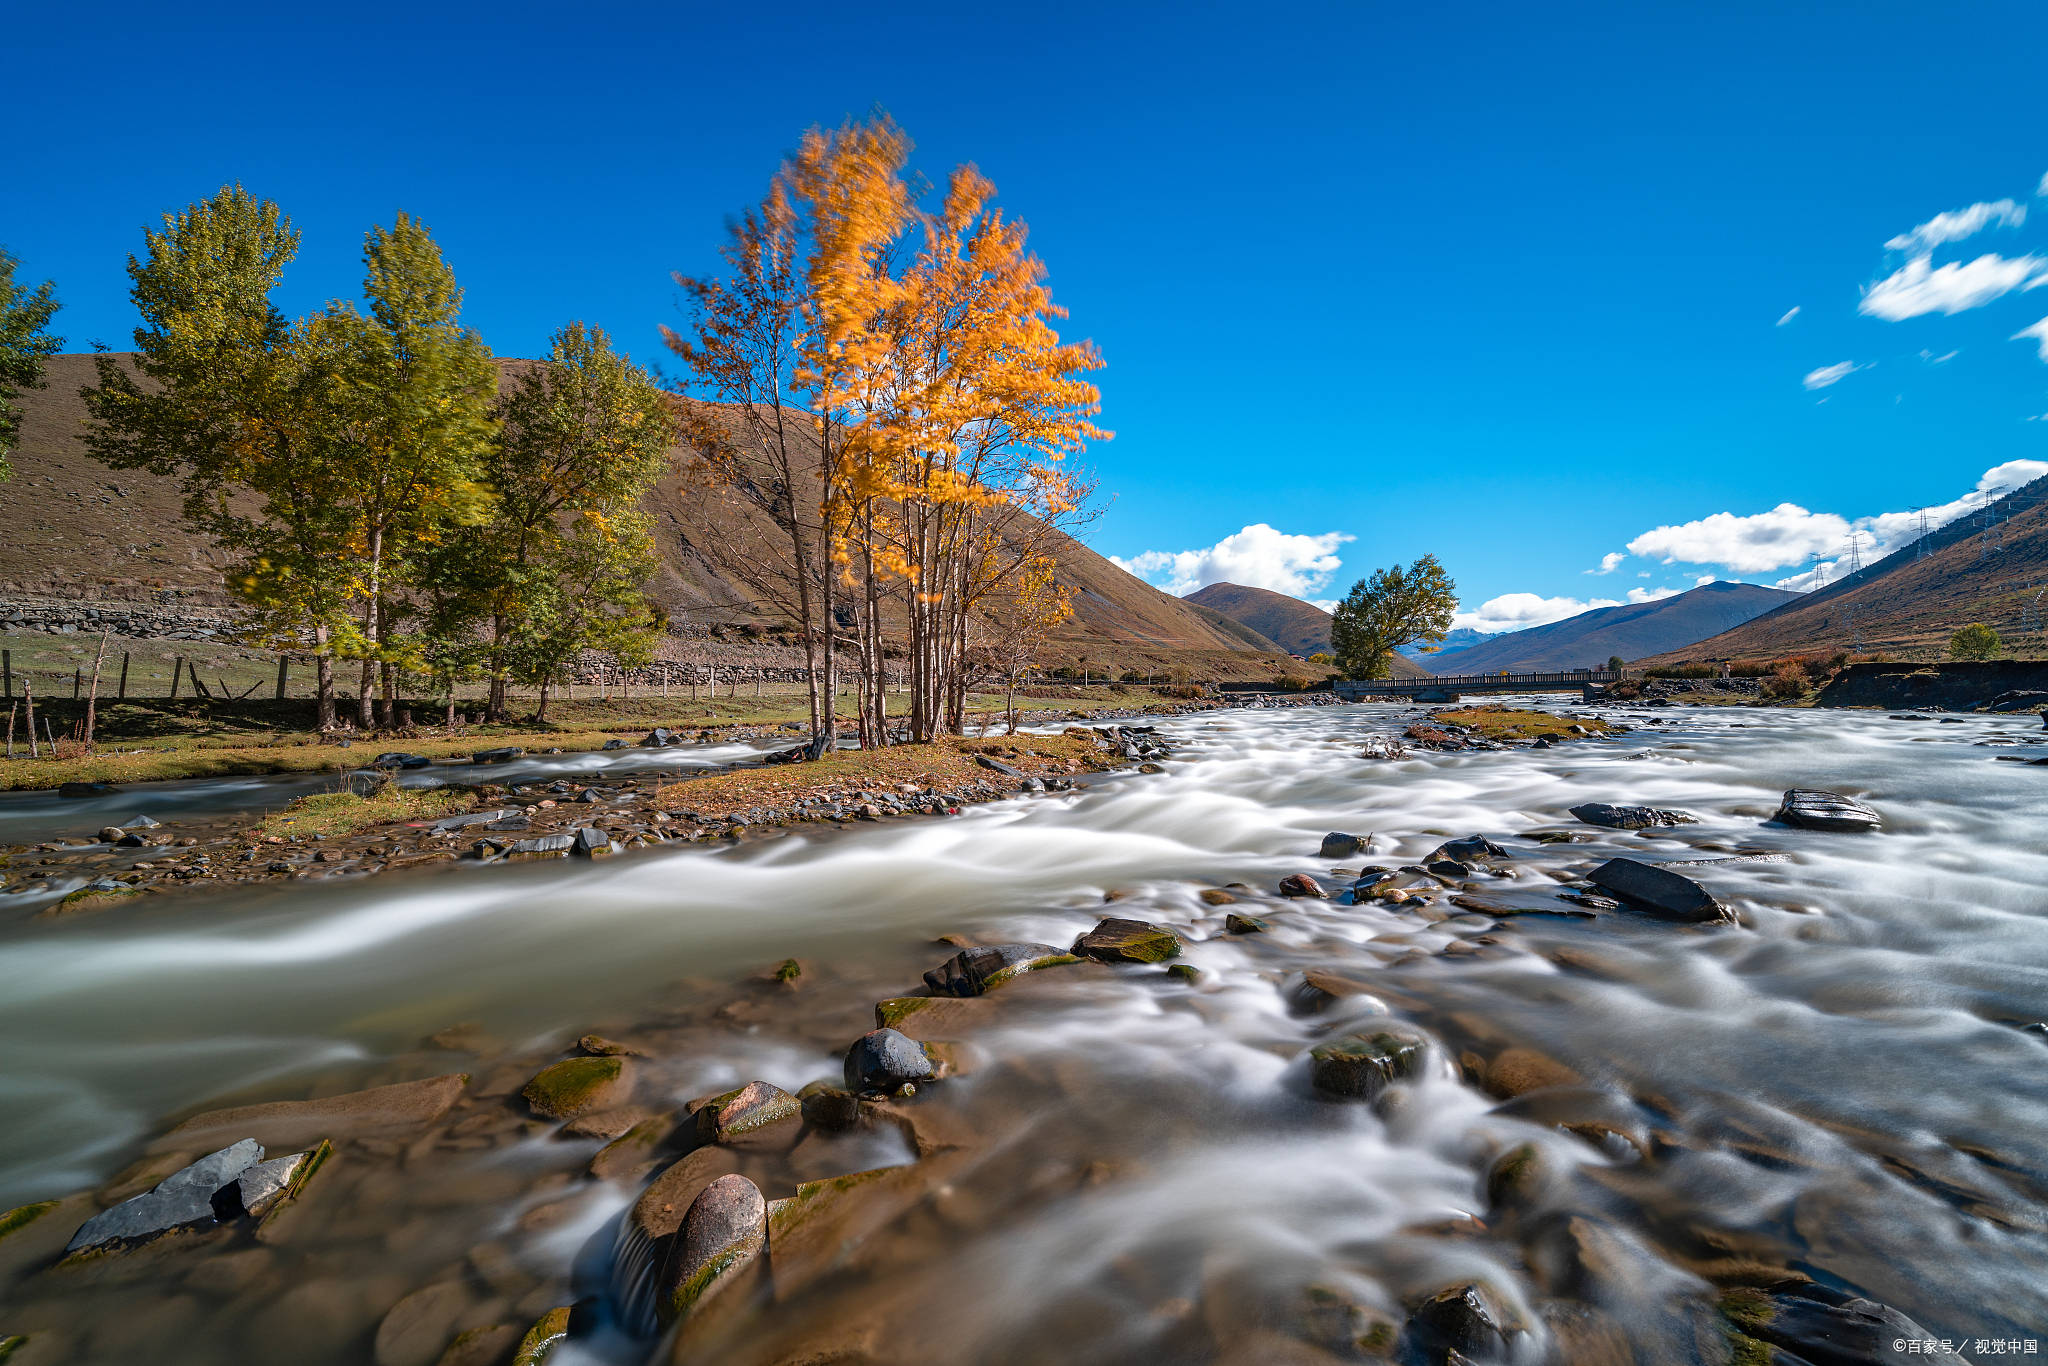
[276,656,288,700]
[73,668,81,699]
[2,648,10,698]
[5,700,14,758]
[24,681,38,759]
[169,656,184,701]
[189,660,210,699]
[118,652,130,700]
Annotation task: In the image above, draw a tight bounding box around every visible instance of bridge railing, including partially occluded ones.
[1334,669,1622,695]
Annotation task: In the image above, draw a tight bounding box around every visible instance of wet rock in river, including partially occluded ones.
[844,1028,936,1094]
[1072,915,1182,963]
[640,727,675,747]
[1318,831,1371,858]
[874,994,986,1040]
[372,752,431,769]
[1197,887,1237,906]
[1773,788,1881,832]
[215,1147,318,1220]
[166,1074,467,1149]
[1587,857,1730,924]
[796,1080,862,1132]
[1308,1030,1429,1099]
[522,1056,630,1120]
[1568,802,1696,830]
[1430,835,1511,864]
[695,1080,801,1145]
[661,1174,767,1326]
[1480,1047,1584,1100]
[922,942,1079,996]
[1721,1281,1947,1366]
[570,826,612,858]
[613,1148,743,1331]
[471,746,524,764]
[589,1114,678,1181]
[510,1305,571,1365]
[58,781,119,798]
[65,1139,264,1255]
[1224,913,1268,934]
[1402,1281,1524,1364]
[1278,873,1329,899]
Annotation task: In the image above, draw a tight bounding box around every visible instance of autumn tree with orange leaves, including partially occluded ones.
[668,114,1105,750]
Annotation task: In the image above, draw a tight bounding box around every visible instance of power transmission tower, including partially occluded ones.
[1842,531,1865,576]
[1910,506,1930,558]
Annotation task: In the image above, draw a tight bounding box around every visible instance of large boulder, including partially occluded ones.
[1568,803,1695,830]
[843,1028,935,1094]
[1587,858,1730,924]
[1773,789,1880,833]
[1071,916,1182,964]
[1308,1030,1430,1100]
[922,943,1078,997]
[660,1174,766,1326]
[66,1139,265,1255]
[1318,831,1371,858]
[611,1149,740,1332]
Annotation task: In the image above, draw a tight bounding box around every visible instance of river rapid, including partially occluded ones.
[1,700,2045,1364]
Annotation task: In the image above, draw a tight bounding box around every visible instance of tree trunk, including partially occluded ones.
[536,677,552,723]
[313,625,336,732]
[24,681,38,759]
[83,628,111,751]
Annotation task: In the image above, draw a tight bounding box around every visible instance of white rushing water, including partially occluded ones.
[3,700,2046,1362]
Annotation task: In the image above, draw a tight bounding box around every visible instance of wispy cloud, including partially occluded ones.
[1776,306,1800,327]
[1803,360,1869,390]
[1918,348,1960,364]
[1859,252,2048,320]
[2014,316,2048,361]
[1111,523,1353,598]
[2038,171,2048,197]
[1884,199,2026,254]
[1586,551,1626,575]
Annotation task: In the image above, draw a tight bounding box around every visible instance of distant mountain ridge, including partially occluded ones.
[1400,626,1495,663]
[1182,582,1429,678]
[1418,581,1799,673]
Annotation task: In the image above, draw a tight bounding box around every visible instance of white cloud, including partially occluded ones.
[1628,503,1853,572]
[1633,459,2048,580]
[1587,551,1626,575]
[1884,199,2027,254]
[1453,593,1618,634]
[1918,348,1960,364]
[1859,252,2048,320]
[1111,523,1353,599]
[2038,171,2048,197]
[2014,316,2048,361]
[1803,360,1869,390]
[1627,585,1682,604]
[1776,306,1800,327]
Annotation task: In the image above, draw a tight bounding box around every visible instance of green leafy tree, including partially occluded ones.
[1607,654,1626,673]
[1949,622,2001,661]
[0,246,64,481]
[320,214,498,726]
[1330,554,1458,679]
[82,187,360,729]
[446,322,676,720]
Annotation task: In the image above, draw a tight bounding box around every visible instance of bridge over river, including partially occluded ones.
[1333,669,1621,702]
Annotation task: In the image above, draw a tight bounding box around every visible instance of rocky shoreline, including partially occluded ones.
[4,719,1186,914]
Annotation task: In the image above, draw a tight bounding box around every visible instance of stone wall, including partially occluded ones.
[0,598,239,643]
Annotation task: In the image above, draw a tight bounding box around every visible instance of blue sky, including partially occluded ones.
[9,1,2047,634]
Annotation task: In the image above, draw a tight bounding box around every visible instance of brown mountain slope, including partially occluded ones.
[1182,581,1428,679]
[1,354,1288,673]
[1637,474,2048,665]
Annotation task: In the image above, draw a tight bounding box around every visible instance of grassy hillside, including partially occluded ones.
[2,354,1293,678]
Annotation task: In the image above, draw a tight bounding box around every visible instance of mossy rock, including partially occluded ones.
[1484,1141,1550,1212]
[0,1336,25,1364]
[874,997,935,1030]
[0,1200,57,1243]
[521,1056,627,1120]
[1224,913,1268,934]
[511,1306,571,1365]
[49,884,142,915]
[1072,916,1183,964]
[1166,963,1204,985]
[772,958,802,984]
[1308,1030,1428,1099]
[695,1080,800,1144]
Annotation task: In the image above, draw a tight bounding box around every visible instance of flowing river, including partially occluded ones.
[2,701,2045,1364]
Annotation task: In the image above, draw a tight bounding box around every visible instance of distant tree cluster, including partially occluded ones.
[82,187,674,729]
[667,114,1102,753]
[1949,622,2001,661]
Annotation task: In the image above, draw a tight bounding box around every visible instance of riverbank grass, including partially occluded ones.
[258,785,475,840]
[1431,706,1611,741]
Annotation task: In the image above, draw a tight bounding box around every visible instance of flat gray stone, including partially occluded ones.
[66,1139,264,1254]
[843,1028,935,1093]
[224,1151,309,1219]
[1774,789,1880,833]
[1587,858,1730,923]
[1569,802,1696,830]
